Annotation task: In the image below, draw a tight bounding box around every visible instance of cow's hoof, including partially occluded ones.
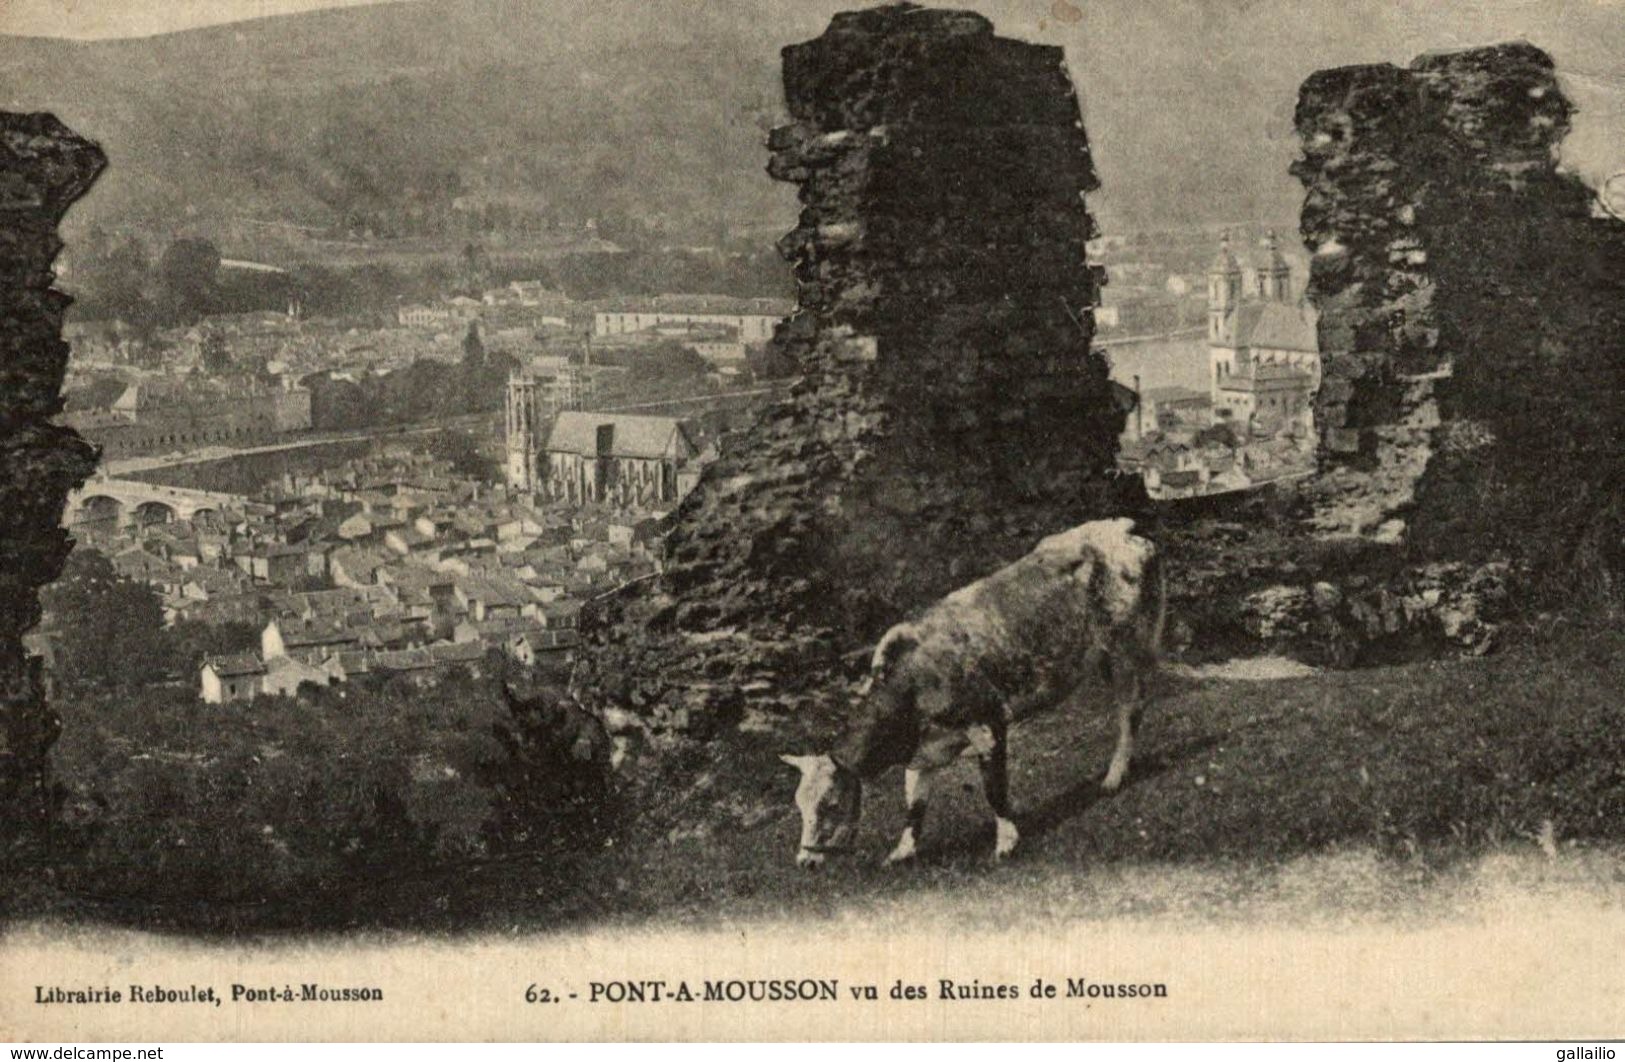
[1100,770,1126,793]
[993,818,1020,860]
[886,834,918,865]
[796,850,826,868]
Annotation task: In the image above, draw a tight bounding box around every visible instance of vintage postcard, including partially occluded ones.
[1,0,1622,1044]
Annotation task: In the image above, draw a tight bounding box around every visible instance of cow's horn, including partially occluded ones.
[779,753,817,771]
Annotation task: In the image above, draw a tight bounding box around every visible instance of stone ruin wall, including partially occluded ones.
[0,114,105,838]
[573,4,1128,745]
[578,25,1625,726]
[1293,42,1624,570]
[1205,41,1625,662]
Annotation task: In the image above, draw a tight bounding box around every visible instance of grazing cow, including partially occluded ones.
[782,517,1166,866]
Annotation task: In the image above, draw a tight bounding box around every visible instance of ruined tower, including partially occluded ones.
[573,4,1125,741]
[0,114,104,833]
[1292,42,1624,592]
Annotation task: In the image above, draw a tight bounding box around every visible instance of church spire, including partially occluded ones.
[1257,229,1292,302]
[1210,229,1241,277]
[1208,230,1243,346]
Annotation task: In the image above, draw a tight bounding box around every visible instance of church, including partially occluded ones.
[539,412,697,507]
[1206,231,1320,430]
[505,364,696,507]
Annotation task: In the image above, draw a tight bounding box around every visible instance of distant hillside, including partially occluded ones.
[0,0,797,252]
[0,0,1309,257]
[5,0,1619,259]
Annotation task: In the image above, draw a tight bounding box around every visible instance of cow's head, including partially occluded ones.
[780,753,861,867]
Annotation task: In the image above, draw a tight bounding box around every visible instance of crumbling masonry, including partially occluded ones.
[1181,42,1625,664]
[0,114,105,834]
[1294,42,1624,582]
[573,4,1126,742]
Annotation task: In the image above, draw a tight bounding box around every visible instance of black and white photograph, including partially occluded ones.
[0,0,1622,1044]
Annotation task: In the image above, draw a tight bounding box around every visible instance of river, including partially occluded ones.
[1098,328,1210,394]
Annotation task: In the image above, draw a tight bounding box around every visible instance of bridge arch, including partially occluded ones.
[132,500,177,527]
[64,478,248,530]
[72,494,123,526]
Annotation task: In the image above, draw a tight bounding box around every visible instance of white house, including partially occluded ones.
[200,653,266,704]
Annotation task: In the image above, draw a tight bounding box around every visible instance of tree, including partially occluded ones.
[461,345,517,417]
[461,321,485,369]
[747,341,797,380]
[200,329,232,375]
[167,620,260,678]
[101,234,154,317]
[427,429,498,482]
[301,371,369,431]
[486,683,614,850]
[63,376,127,412]
[157,237,222,325]
[39,549,170,690]
[1196,422,1243,449]
[459,241,492,293]
[67,231,159,327]
[595,340,709,383]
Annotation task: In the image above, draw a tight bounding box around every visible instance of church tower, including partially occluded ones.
[1208,232,1246,402]
[1207,231,1243,347]
[505,370,540,493]
[1256,229,1292,302]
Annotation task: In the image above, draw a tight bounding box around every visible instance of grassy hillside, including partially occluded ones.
[550,621,1623,931]
[18,622,1621,935]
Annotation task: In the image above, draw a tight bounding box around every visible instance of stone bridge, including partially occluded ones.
[63,477,248,528]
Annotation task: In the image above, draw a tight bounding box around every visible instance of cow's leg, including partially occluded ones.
[1101,652,1147,793]
[977,723,1019,860]
[887,766,933,864]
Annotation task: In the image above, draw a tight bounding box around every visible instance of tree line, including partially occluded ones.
[301,325,519,433]
[65,227,793,334]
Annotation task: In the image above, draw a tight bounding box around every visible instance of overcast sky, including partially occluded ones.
[8,0,1623,54]
[0,0,412,39]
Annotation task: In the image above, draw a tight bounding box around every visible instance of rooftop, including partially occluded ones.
[1240,301,1319,353]
[594,294,793,317]
[1219,364,1316,392]
[205,652,265,678]
[1144,386,1210,404]
[545,412,696,460]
